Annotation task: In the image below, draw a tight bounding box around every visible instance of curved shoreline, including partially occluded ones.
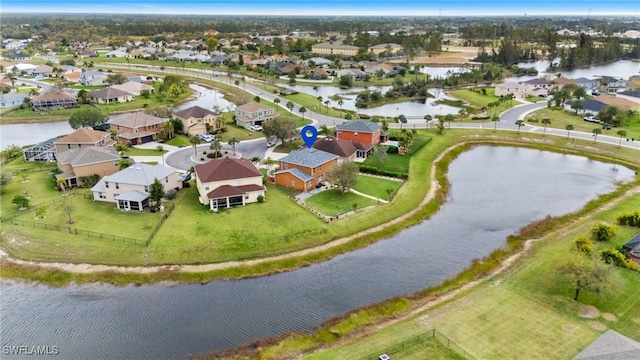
[2,138,637,286]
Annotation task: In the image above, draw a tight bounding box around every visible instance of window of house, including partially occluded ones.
[105,182,109,188]
[78,144,81,148]
[245,195,249,199]
[99,192,106,199]
[291,180,295,186]
[113,193,119,199]
[165,177,169,183]
[284,163,288,169]
[204,186,209,191]
[319,164,322,171]
[144,185,149,192]
[354,132,358,136]
[67,144,71,149]
[115,183,119,189]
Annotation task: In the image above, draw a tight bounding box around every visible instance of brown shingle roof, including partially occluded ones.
[207,184,264,199]
[312,137,357,157]
[55,128,110,144]
[32,92,76,102]
[174,106,218,120]
[195,158,262,183]
[594,95,639,110]
[236,102,272,112]
[110,112,165,128]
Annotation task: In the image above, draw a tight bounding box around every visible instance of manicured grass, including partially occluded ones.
[526,107,640,140]
[124,147,167,156]
[352,174,402,200]
[281,93,347,120]
[305,189,377,217]
[295,193,640,360]
[362,136,431,176]
[274,139,303,153]
[164,135,190,147]
[448,88,520,117]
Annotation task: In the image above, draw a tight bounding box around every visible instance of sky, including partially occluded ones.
[2,0,639,16]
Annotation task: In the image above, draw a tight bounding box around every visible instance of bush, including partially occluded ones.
[359,114,371,119]
[12,195,29,209]
[573,237,593,255]
[387,146,399,154]
[600,248,640,271]
[257,195,264,203]
[591,223,616,242]
[617,212,640,227]
[164,189,177,200]
[358,165,408,179]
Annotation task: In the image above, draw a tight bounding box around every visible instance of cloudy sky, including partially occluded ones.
[3,0,639,16]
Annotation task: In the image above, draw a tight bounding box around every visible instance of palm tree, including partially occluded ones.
[616,129,627,148]
[337,99,344,115]
[565,124,574,139]
[299,107,307,120]
[319,125,334,136]
[227,137,239,155]
[286,101,294,112]
[234,80,240,87]
[273,98,281,108]
[313,86,318,97]
[445,114,454,129]
[458,109,467,119]
[6,72,17,87]
[209,135,222,158]
[424,114,433,128]
[515,120,524,133]
[162,121,174,140]
[28,88,40,97]
[492,115,500,131]
[323,100,330,113]
[262,157,278,176]
[77,89,90,104]
[317,96,323,105]
[189,135,202,156]
[592,128,602,143]
[56,177,68,196]
[541,118,551,136]
[573,87,587,100]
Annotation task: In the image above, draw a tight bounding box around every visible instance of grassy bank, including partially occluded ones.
[1,130,639,287]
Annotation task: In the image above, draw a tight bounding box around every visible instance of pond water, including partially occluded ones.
[1,146,634,359]
[505,59,639,82]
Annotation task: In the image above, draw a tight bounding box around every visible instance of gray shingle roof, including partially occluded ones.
[174,105,218,119]
[57,146,119,166]
[619,89,640,98]
[575,77,597,84]
[276,168,313,182]
[566,99,608,113]
[99,163,175,186]
[115,190,148,202]
[336,120,381,133]
[89,87,132,99]
[573,329,640,359]
[279,148,338,168]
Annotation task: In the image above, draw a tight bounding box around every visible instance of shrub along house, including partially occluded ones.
[274,148,338,192]
[90,163,181,212]
[174,106,220,136]
[194,158,265,211]
[109,112,165,146]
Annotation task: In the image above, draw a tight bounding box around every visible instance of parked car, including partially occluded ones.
[378,355,390,360]
[249,125,263,131]
[266,140,276,148]
[583,116,600,123]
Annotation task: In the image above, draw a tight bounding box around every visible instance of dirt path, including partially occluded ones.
[0,145,450,275]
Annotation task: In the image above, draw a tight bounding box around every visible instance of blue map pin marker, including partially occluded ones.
[300,125,318,148]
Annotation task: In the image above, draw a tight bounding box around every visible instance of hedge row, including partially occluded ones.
[358,165,408,179]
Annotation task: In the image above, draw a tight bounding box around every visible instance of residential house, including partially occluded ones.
[234,102,277,129]
[336,68,367,81]
[623,233,640,264]
[550,76,576,87]
[4,41,27,50]
[54,128,114,154]
[79,70,108,86]
[617,90,640,105]
[105,50,128,58]
[111,81,154,96]
[312,136,358,162]
[63,71,82,84]
[109,112,166,146]
[368,43,402,55]
[573,329,640,359]
[311,42,360,56]
[564,99,608,115]
[575,77,599,91]
[31,92,77,111]
[90,164,182,212]
[89,87,134,104]
[335,120,385,156]
[274,148,339,192]
[0,92,27,108]
[594,94,639,111]
[599,76,627,94]
[77,49,98,58]
[29,65,54,78]
[495,82,526,98]
[194,158,265,210]
[4,52,31,61]
[174,106,220,135]
[521,78,552,96]
[56,146,121,188]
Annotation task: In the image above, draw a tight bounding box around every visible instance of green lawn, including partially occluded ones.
[305,188,377,217]
[124,147,167,156]
[352,174,403,200]
[299,193,640,360]
[362,136,432,176]
[281,93,347,120]
[525,107,640,140]
[448,88,521,119]
[164,135,191,147]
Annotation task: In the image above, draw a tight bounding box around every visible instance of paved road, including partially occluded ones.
[165,137,269,171]
[16,77,54,93]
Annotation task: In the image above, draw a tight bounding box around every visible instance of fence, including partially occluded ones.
[2,217,142,245]
[359,329,476,360]
[146,203,176,247]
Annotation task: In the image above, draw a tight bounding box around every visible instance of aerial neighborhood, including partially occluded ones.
[0,12,639,360]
